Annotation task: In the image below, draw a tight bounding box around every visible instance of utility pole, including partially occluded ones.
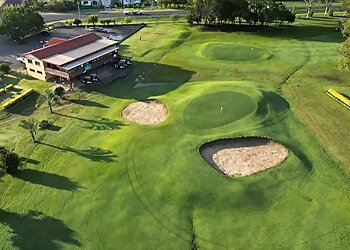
[77,0,81,19]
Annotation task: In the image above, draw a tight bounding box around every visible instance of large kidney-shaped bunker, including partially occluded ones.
[202,43,267,62]
[200,137,288,177]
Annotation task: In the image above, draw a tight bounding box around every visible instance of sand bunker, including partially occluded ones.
[200,137,288,177]
[122,99,168,125]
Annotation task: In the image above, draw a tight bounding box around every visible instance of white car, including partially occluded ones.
[132,10,142,15]
[108,35,123,41]
[123,10,130,15]
[85,27,95,32]
[16,55,25,63]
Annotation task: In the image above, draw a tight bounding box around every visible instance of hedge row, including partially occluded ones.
[0,84,14,96]
[2,89,34,110]
[327,88,350,108]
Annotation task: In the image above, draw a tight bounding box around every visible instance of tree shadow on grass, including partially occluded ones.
[0,209,81,250]
[16,169,83,191]
[90,61,195,100]
[20,157,40,165]
[259,23,344,43]
[6,92,39,116]
[69,99,109,109]
[55,113,126,131]
[45,124,62,132]
[38,141,117,163]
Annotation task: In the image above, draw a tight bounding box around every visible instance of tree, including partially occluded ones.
[30,0,45,11]
[323,0,333,15]
[101,18,112,25]
[123,17,132,24]
[40,90,56,113]
[19,119,38,143]
[54,86,65,99]
[87,15,99,27]
[0,7,44,41]
[48,0,67,11]
[0,147,21,175]
[0,64,10,74]
[187,0,294,26]
[343,0,350,14]
[171,14,180,23]
[304,0,316,18]
[73,18,82,26]
[111,18,118,25]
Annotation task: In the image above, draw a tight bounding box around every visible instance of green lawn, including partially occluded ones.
[0,15,350,249]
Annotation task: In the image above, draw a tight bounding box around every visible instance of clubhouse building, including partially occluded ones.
[22,33,119,81]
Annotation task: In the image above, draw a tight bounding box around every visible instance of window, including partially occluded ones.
[35,61,40,66]
[37,71,42,74]
[29,69,35,72]
[28,59,33,64]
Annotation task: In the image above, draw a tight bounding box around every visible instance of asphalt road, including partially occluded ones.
[42,9,188,23]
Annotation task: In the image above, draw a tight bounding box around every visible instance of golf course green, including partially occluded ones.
[202,43,267,61]
[184,91,257,129]
[0,15,350,249]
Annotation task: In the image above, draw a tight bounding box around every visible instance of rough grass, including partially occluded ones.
[0,14,350,249]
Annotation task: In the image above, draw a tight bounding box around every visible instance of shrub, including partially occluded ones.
[2,89,34,109]
[0,147,21,175]
[327,88,350,107]
[73,18,82,26]
[47,0,67,12]
[171,14,180,24]
[0,63,10,74]
[5,84,14,91]
[54,86,65,98]
[123,17,132,24]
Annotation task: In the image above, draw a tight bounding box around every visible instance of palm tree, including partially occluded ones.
[39,90,56,113]
[19,119,37,143]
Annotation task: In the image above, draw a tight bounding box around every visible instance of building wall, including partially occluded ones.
[123,0,141,5]
[69,52,114,78]
[24,57,47,81]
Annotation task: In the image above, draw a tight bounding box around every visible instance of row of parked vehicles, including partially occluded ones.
[113,58,132,69]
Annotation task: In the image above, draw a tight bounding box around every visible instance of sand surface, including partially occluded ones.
[122,100,168,125]
[200,137,288,177]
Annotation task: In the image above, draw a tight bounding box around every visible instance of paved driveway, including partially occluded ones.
[42,9,188,23]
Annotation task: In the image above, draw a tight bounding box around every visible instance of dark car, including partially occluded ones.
[40,30,51,37]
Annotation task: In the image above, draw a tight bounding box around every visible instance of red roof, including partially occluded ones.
[44,38,66,47]
[23,33,102,59]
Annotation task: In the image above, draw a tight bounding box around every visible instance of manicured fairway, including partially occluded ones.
[0,16,350,249]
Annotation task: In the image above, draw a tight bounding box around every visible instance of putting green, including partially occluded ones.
[184,91,257,129]
[202,43,266,61]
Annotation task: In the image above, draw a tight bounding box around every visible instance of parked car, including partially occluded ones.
[132,10,142,15]
[40,30,51,37]
[123,10,130,15]
[94,27,108,33]
[16,55,25,64]
[85,27,95,32]
[108,35,123,41]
